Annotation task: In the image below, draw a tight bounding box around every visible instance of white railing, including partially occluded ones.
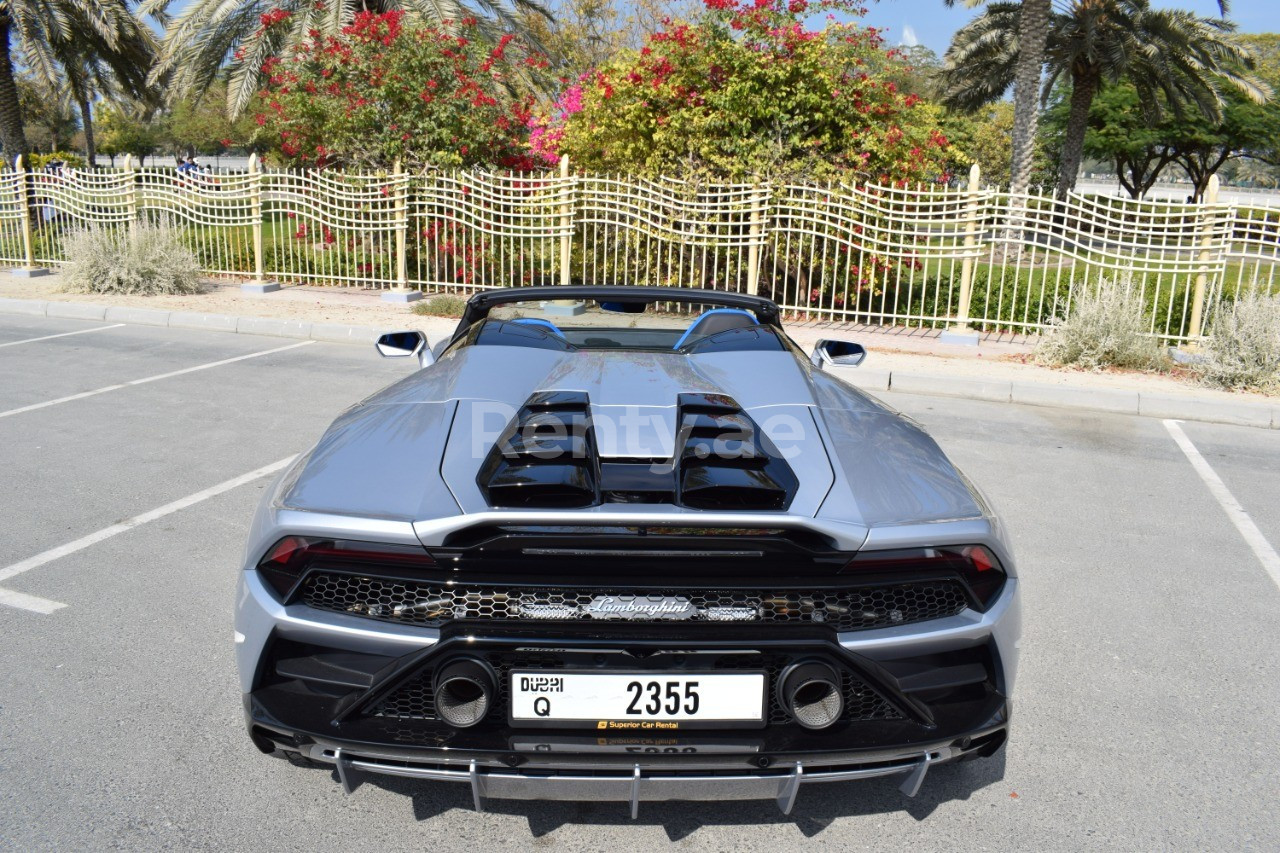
[6,156,1280,342]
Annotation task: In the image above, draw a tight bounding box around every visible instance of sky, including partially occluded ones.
[859,0,1280,55]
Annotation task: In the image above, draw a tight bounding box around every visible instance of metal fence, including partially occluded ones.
[6,155,1280,342]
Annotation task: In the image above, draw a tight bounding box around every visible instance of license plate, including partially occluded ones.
[509,671,766,729]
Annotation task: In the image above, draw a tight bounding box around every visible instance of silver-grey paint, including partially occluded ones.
[236,325,1020,696]
[270,342,989,530]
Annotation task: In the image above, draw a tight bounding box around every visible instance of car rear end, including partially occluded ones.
[236,515,1019,815]
[236,287,1019,814]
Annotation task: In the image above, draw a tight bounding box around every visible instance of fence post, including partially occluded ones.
[746,181,764,295]
[1186,174,1221,349]
[382,159,420,303]
[12,155,49,278]
[241,153,280,294]
[122,154,138,229]
[940,163,982,346]
[545,153,585,315]
[559,154,571,287]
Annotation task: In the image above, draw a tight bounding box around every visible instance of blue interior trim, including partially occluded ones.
[510,317,565,337]
[673,308,758,349]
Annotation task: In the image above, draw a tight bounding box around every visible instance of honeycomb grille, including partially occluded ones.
[299,574,968,633]
[369,652,903,724]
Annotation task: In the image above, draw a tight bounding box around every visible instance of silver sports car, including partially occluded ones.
[235,286,1020,816]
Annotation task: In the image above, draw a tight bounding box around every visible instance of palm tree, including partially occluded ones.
[940,0,1263,197]
[143,0,552,120]
[943,0,1052,197]
[44,31,156,166]
[0,0,157,163]
[1234,157,1278,189]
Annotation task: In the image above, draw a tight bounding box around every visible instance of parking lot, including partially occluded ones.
[1,313,1277,851]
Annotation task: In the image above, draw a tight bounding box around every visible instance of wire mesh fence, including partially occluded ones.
[3,157,1278,342]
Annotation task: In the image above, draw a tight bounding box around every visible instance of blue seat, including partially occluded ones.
[673,308,759,349]
[511,317,566,337]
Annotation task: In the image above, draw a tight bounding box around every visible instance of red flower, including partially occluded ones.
[259,8,291,29]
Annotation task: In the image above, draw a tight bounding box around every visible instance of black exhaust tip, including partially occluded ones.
[778,661,843,730]
[433,658,497,728]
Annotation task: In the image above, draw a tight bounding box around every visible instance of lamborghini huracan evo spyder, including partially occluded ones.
[235,286,1020,816]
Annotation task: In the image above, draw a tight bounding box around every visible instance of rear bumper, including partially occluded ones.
[237,567,1019,814]
[258,722,1008,817]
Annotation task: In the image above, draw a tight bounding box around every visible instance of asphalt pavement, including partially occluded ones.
[0,315,1277,851]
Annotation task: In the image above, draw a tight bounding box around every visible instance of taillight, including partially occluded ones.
[255,537,435,599]
[845,545,1007,609]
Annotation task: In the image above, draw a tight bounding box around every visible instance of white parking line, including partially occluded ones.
[0,340,315,420]
[0,324,126,348]
[0,588,67,614]
[1165,419,1280,591]
[0,456,296,613]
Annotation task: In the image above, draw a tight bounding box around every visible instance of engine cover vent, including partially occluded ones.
[674,393,798,511]
[477,391,600,508]
[476,391,798,511]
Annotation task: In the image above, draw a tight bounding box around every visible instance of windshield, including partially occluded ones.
[467,299,780,352]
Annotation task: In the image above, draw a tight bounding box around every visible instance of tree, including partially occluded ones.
[943,0,1051,195]
[164,83,257,158]
[58,40,158,167]
[1231,157,1279,188]
[941,102,1046,187]
[97,101,162,165]
[255,12,544,170]
[517,0,701,82]
[865,43,943,100]
[0,0,156,164]
[940,0,1262,197]
[143,0,552,120]
[538,0,955,184]
[1167,85,1280,198]
[1043,83,1178,198]
[16,75,79,153]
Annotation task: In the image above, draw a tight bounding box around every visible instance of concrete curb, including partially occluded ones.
[3,296,1277,431]
[833,366,1277,430]
[104,306,171,326]
[0,297,390,348]
[46,302,107,321]
[167,311,240,333]
[2,298,49,316]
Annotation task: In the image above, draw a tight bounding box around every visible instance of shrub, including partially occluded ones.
[1034,276,1166,371]
[254,12,545,171]
[61,220,203,296]
[411,293,468,317]
[29,151,87,170]
[540,0,955,184]
[1197,290,1280,392]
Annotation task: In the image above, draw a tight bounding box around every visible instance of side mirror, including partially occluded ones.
[810,339,867,370]
[376,331,434,367]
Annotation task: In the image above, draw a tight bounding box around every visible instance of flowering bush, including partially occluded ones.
[254,11,546,170]
[537,0,954,183]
